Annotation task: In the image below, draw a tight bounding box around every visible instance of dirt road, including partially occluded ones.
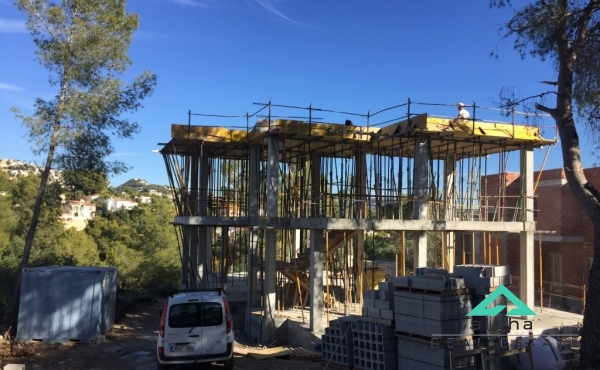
[0,300,324,370]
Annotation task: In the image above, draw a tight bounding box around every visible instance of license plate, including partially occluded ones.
[170,344,195,352]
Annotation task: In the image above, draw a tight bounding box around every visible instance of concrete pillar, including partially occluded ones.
[221,226,229,290]
[412,134,429,270]
[310,155,324,333]
[354,150,367,302]
[245,146,260,336]
[198,154,210,289]
[263,136,279,342]
[444,155,456,272]
[519,143,535,312]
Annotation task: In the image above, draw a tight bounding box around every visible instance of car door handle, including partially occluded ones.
[189,334,199,338]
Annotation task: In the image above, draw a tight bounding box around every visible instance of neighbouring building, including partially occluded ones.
[61,199,96,231]
[483,167,596,312]
[106,197,138,211]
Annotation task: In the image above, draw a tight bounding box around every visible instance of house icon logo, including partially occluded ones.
[467,285,537,317]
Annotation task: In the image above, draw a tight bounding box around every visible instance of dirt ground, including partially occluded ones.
[0,300,325,370]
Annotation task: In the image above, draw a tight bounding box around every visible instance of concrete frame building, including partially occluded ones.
[159,102,554,343]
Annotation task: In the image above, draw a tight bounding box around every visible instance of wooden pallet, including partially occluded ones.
[394,330,433,344]
[394,286,473,296]
[358,316,394,327]
[286,346,322,362]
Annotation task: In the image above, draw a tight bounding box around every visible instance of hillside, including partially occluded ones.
[114,178,171,196]
[0,159,171,196]
[0,158,62,183]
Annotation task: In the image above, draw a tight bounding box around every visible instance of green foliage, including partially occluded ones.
[62,169,109,197]
[85,195,180,291]
[12,0,156,173]
[0,173,180,330]
[364,231,442,271]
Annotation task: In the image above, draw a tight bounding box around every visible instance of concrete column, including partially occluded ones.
[354,150,367,302]
[412,134,429,270]
[444,155,456,272]
[310,155,324,333]
[519,143,535,312]
[221,226,229,290]
[198,154,210,289]
[263,136,279,342]
[245,146,261,336]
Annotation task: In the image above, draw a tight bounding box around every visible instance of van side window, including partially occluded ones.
[202,302,223,326]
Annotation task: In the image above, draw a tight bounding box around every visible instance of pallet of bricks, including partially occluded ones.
[393,268,477,370]
[454,264,512,370]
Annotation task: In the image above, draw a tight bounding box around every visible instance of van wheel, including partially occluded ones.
[157,361,168,370]
[224,357,234,370]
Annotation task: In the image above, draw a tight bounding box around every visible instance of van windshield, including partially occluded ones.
[168,302,223,328]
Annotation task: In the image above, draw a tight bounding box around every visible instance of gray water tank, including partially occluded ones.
[16,266,117,343]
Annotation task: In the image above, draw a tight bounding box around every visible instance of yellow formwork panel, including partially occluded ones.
[170,114,555,148]
[249,119,378,142]
[385,114,555,146]
[171,124,248,142]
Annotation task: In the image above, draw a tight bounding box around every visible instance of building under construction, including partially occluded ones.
[158,101,555,344]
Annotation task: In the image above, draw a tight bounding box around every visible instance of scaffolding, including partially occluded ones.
[159,100,555,342]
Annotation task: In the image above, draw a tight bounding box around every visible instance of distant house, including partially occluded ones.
[106,197,138,211]
[83,193,101,202]
[136,196,152,204]
[61,199,96,230]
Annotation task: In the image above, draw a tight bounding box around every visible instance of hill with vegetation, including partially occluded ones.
[0,169,180,332]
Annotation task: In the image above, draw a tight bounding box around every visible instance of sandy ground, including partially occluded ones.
[0,300,324,370]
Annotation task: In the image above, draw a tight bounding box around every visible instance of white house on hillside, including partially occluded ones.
[61,199,96,230]
[136,196,152,204]
[106,197,138,211]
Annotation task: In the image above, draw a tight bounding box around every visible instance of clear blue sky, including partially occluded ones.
[0,0,595,186]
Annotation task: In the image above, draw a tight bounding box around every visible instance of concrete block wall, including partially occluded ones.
[352,321,397,370]
[321,317,357,367]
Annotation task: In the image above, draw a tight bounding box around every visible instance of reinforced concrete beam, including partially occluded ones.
[173,216,536,233]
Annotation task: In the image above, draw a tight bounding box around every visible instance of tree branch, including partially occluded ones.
[570,0,600,57]
[535,102,555,115]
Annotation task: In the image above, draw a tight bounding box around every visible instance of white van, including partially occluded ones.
[156,289,234,370]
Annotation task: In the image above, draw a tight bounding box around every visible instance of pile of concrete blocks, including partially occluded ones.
[321,316,357,368]
[393,269,476,369]
[393,272,472,338]
[352,321,397,370]
[361,282,395,321]
[453,264,512,369]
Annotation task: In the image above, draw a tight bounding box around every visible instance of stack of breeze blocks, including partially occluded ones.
[322,264,512,370]
[392,265,513,370]
[322,316,356,368]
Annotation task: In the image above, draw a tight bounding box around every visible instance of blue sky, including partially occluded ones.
[0,0,595,186]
